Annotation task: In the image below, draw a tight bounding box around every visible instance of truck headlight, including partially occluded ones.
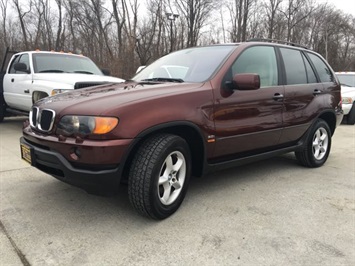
[57,115,119,136]
[342,97,353,105]
[51,89,70,96]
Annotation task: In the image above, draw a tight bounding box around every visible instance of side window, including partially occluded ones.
[231,46,278,87]
[307,53,334,83]
[302,53,317,83]
[8,55,20,74]
[8,54,30,74]
[280,48,307,85]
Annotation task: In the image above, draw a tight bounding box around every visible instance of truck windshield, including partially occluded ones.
[32,53,103,75]
[132,45,236,83]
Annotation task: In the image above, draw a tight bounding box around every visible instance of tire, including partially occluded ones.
[128,134,191,219]
[0,97,5,123]
[346,102,355,125]
[295,119,331,168]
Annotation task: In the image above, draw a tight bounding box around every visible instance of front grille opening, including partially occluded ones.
[25,139,50,151]
[36,163,64,178]
[40,110,53,131]
[31,107,38,127]
[74,82,106,90]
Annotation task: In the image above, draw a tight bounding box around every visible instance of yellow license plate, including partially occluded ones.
[21,143,32,165]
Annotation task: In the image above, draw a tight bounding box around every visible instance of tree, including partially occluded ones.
[175,0,215,47]
[0,0,8,48]
[264,0,283,39]
[279,0,316,42]
[12,0,33,50]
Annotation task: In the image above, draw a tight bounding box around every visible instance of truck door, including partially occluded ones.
[3,53,33,111]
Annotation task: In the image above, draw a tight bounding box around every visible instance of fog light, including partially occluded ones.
[70,147,81,160]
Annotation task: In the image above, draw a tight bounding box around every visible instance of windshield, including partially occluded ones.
[336,74,355,87]
[132,45,236,83]
[32,53,103,75]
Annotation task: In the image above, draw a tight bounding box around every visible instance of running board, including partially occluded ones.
[205,143,303,173]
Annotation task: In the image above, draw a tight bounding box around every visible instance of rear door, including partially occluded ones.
[277,47,322,144]
[306,52,340,111]
[3,53,33,111]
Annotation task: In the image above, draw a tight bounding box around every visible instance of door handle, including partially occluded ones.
[24,89,30,94]
[273,93,284,100]
[11,78,14,82]
[313,89,322,96]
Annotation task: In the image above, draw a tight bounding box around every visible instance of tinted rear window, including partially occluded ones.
[280,48,307,85]
[307,53,334,83]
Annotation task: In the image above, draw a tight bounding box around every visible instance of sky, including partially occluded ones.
[317,0,355,16]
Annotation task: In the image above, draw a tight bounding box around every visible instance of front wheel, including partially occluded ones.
[295,119,331,168]
[346,102,355,125]
[128,134,191,219]
[0,97,6,123]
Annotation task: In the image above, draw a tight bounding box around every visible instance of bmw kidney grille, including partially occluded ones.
[30,107,56,132]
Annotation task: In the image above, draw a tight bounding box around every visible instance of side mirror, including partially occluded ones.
[101,69,111,76]
[225,73,260,91]
[14,62,30,74]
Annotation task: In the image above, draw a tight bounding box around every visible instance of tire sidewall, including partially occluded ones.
[149,137,191,218]
[0,95,5,122]
[346,102,355,125]
[307,120,331,167]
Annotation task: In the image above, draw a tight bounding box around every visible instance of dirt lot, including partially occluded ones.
[1,117,354,266]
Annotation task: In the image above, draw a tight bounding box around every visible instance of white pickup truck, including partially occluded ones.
[0,48,124,122]
[335,72,355,125]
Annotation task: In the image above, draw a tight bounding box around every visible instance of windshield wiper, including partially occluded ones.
[141,77,184,83]
[73,70,94,74]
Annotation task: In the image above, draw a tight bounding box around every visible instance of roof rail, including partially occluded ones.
[246,38,308,49]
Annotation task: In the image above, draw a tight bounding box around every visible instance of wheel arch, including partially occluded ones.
[121,121,207,182]
[32,90,49,103]
[318,110,336,135]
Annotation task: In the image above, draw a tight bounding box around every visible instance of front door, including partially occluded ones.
[213,45,284,159]
[3,53,33,111]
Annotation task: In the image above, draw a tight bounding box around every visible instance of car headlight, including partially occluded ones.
[51,89,71,96]
[342,97,353,104]
[56,115,119,136]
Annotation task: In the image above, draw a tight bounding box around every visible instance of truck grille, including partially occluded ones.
[74,82,107,90]
[30,107,56,132]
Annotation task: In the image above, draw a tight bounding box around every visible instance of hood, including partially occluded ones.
[35,81,204,116]
[341,86,355,96]
[32,73,124,85]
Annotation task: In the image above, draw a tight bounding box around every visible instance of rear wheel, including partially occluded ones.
[128,134,191,219]
[295,119,331,168]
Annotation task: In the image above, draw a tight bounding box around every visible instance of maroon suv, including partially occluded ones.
[20,40,343,219]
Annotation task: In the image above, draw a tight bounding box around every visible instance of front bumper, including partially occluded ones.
[342,103,352,115]
[20,136,131,192]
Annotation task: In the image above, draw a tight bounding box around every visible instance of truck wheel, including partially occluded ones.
[0,98,5,123]
[128,134,191,219]
[346,102,355,125]
[295,119,331,168]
